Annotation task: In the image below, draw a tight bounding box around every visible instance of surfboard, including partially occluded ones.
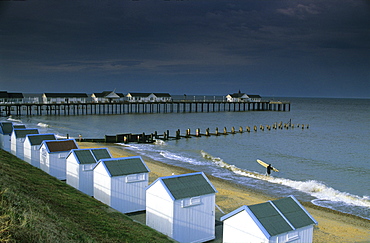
[257,159,279,172]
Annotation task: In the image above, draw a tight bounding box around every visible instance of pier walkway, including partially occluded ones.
[0,100,290,117]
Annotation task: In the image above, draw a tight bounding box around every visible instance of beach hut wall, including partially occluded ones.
[93,156,150,214]
[0,122,14,152]
[146,172,218,243]
[10,128,39,159]
[23,133,56,167]
[66,148,112,196]
[220,195,318,243]
[40,139,79,180]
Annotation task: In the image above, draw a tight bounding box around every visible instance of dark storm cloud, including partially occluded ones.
[0,0,369,97]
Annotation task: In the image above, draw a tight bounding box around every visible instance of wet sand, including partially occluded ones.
[79,142,370,243]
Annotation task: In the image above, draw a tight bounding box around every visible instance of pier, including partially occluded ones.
[0,100,290,117]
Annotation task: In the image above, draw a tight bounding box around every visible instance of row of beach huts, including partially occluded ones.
[0,120,317,243]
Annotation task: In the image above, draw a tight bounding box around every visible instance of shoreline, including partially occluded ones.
[78,142,370,242]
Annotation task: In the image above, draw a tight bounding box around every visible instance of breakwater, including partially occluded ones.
[0,100,290,116]
[81,121,308,144]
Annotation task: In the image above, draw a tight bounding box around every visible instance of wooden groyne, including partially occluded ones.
[0,100,290,117]
[80,121,308,144]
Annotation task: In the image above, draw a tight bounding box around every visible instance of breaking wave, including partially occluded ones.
[37,122,50,128]
[201,150,370,209]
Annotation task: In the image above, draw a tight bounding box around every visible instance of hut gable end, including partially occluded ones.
[221,195,318,242]
[0,122,13,134]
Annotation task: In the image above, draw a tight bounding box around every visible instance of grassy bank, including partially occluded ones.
[0,149,172,242]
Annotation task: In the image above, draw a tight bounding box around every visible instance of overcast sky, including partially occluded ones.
[1,0,369,98]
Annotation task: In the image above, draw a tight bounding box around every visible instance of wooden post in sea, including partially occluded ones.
[254,125,257,132]
[196,128,201,137]
[246,126,250,132]
[239,126,243,133]
[154,131,158,139]
[205,128,210,136]
[186,129,191,138]
[223,127,228,135]
[176,129,181,139]
[215,127,219,136]
[231,127,235,134]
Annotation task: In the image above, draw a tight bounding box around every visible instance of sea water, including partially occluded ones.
[5,97,370,220]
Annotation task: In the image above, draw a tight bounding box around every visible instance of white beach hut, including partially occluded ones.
[10,128,39,159]
[220,195,318,243]
[146,172,218,243]
[0,122,14,151]
[66,148,112,196]
[93,156,150,214]
[40,139,79,180]
[24,133,56,167]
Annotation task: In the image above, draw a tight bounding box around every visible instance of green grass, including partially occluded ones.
[0,149,172,242]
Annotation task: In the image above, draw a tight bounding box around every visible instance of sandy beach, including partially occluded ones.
[79,142,370,243]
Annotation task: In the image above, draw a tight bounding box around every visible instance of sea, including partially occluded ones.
[3,97,370,220]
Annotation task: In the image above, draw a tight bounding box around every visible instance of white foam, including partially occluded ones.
[7,117,22,123]
[37,122,50,128]
[160,151,205,165]
[154,139,167,145]
[201,150,370,209]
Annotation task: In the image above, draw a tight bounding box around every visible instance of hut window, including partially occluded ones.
[58,154,66,159]
[126,173,146,183]
[181,197,201,208]
[82,164,95,171]
[41,148,47,158]
[286,231,299,242]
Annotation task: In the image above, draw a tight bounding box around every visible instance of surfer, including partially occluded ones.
[266,164,273,176]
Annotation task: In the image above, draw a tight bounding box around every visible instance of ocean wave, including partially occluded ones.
[7,117,22,123]
[37,122,50,128]
[160,151,206,165]
[154,139,167,145]
[201,150,370,209]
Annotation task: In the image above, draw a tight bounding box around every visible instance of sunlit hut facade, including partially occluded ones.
[10,128,39,159]
[221,195,318,243]
[40,139,79,180]
[66,148,112,196]
[146,172,218,243]
[1,123,26,153]
[42,93,88,104]
[93,156,150,214]
[126,92,172,102]
[24,133,56,167]
[0,122,14,152]
[91,91,125,103]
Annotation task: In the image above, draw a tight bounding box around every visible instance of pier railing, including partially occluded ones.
[0,100,290,117]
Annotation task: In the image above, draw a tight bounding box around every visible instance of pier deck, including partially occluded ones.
[0,100,290,117]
